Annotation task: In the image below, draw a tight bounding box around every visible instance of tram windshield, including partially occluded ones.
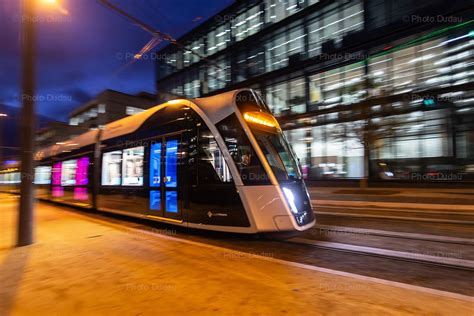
[235,90,302,182]
[217,113,301,184]
[217,90,302,184]
[217,114,271,185]
[250,127,302,181]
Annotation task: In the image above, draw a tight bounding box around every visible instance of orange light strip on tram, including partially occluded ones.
[243,112,279,128]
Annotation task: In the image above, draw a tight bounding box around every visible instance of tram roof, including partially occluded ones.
[36,89,249,160]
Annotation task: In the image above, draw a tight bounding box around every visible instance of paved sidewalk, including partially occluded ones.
[0,195,472,315]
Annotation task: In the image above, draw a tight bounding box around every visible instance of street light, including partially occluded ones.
[39,0,68,15]
[0,113,8,117]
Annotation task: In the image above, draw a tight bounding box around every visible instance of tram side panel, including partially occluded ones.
[14,99,257,232]
[96,106,190,219]
[97,133,149,216]
[184,116,251,228]
[95,104,251,229]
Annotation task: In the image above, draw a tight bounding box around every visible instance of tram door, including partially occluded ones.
[148,135,182,220]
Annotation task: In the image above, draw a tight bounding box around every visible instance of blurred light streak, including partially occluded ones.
[134,36,162,60]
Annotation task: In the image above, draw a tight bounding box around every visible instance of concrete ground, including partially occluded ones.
[0,194,472,316]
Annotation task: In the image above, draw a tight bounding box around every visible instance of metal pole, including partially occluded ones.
[17,0,36,247]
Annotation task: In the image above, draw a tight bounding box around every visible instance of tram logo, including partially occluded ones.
[207,211,228,218]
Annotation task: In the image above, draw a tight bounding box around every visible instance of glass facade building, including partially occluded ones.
[156,0,474,182]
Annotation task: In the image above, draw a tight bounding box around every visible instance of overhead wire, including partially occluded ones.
[98,0,235,91]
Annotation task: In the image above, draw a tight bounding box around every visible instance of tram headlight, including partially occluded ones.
[282,187,298,214]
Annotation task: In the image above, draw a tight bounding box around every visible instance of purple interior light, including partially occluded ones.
[76,157,89,186]
[74,187,88,201]
[52,186,64,197]
[52,162,62,185]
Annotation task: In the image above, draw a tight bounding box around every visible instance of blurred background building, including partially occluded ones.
[68,89,157,129]
[0,103,54,162]
[35,122,89,149]
[1,90,159,162]
[154,0,474,182]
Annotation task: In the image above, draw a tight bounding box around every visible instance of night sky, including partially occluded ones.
[0,0,233,122]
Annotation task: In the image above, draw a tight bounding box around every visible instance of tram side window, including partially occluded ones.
[199,126,232,183]
[216,114,270,185]
[102,151,122,186]
[0,172,20,184]
[122,146,144,186]
[61,160,77,186]
[34,166,52,184]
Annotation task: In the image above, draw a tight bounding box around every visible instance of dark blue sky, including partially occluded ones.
[0,0,233,121]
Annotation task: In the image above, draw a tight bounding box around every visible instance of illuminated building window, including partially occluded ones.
[265,0,304,24]
[184,78,201,98]
[266,27,305,72]
[69,117,79,126]
[126,106,145,116]
[301,123,364,179]
[87,108,98,118]
[266,78,306,115]
[368,35,473,96]
[233,6,263,42]
[266,82,288,115]
[207,24,231,55]
[309,63,366,107]
[183,38,204,65]
[208,56,230,92]
[98,103,106,113]
[308,1,364,58]
[373,110,450,160]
